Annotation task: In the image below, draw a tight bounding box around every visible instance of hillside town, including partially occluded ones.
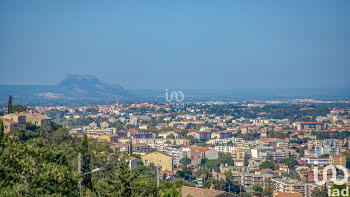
[3,99,350,197]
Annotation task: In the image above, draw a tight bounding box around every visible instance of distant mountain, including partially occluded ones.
[0,75,130,106]
[55,74,128,99]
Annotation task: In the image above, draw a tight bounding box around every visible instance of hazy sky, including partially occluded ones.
[1,0,349,89]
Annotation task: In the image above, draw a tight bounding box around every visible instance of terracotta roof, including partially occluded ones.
[181,186,237,197]
[274,192,302,197]
[196,147,211,152]
[257,138,288,143]
[330,154,345,158]
[300,122,324,124]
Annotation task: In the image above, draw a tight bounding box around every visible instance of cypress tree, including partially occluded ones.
[81,133,92,191]
[7,95,12,114]
[129,138,133,155]
[0,119,3,141]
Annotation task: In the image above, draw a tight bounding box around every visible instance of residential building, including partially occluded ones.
[297,122,325,131]
[142,151,173,171]
[0,113,26,133]
[305,157,329,166]
[20,112,52,127]
[181,186,237,197]
[329,154,346,168]
[188,131,211,140]
[271,178,305,193]
[158,131,184,139]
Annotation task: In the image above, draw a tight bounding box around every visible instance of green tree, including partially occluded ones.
[280,157,298,168]
[180,157,191,167]
[159,182,181,197]
[318,154,329,158]
[224,171,232,179]
[7,95,12,114]
[310,185,328,197]
[12,104,28,113]
[330,184,349,197]
[259,161,276,170]
[167,133,176,139]
[81,133,92,191]
[0,119,4,141]
[0,132,78,196]
[95,159,135,196]
[262,179,276,197]
[253,185,263,196]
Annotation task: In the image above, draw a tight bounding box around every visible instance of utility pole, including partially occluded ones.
[78,153,82,196]
[156,165,160,187]
[304,171,308,197]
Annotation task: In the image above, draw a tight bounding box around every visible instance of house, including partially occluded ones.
[0,113,26,133]
[132,132,156,139]
[211,131,233,139]
[126,156,138,169]
[274,192,302,197]
[181,186,238,197]
[20,112,52,127]
[188,131,211,140]
[141,151,173,171]
[190,147,219,165]
[117,155,138,169]
[99,134,119,143]
[233,160,244,167]
[111,143,150,154]
[111,143,129,153]
[158,131,184,139]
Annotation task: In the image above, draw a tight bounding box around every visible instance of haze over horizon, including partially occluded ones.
[1,1,349,89]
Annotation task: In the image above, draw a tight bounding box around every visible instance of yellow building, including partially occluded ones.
[0,113,26,133]
[235,151,246,160]
[99,134,118,143]
[329,154,346,168]
[141,151,173,171]
[20,112,51,127]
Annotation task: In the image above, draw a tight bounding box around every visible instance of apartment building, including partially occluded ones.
[214,145,235,153]
[188,131,211,140]
[297,122,325,131]
[305,157,330,166]
[329,154,346,168]
[158,131,184,139]
[112,143,150,154]
[272,178,305,193]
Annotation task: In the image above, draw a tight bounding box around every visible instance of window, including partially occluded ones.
[159,159,162,163]
[145,159,148,164]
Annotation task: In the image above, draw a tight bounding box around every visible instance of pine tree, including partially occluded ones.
[7,95,12,114]
[81,133,92,191]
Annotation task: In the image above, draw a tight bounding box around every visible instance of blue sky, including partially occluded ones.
[0,0,349,89]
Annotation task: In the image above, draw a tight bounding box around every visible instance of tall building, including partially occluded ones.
[329,154,346,168]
